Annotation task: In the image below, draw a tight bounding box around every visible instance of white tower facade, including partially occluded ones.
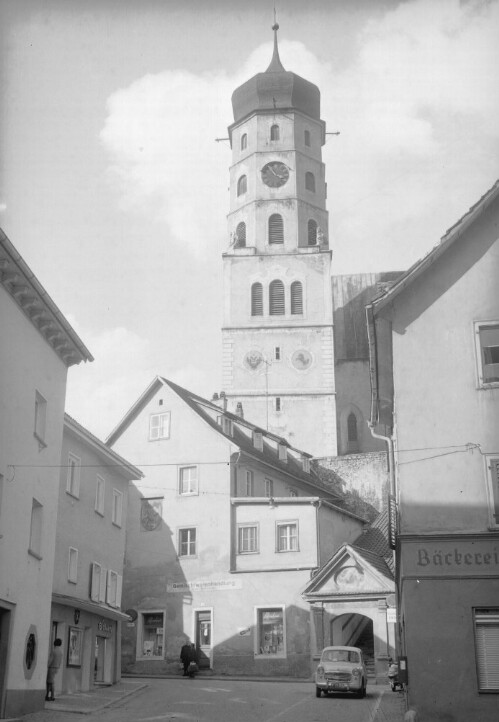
[221,27,337,457]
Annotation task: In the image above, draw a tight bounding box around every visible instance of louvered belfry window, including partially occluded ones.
[251,283,263,316]
[269,280,285,315]
[308,219,318,245]
[237,175,247,196]
[474,609,499,691]
[268,214,284,244]
[290,281,303,315]
[235,221,246,247]
[270,124,280,141]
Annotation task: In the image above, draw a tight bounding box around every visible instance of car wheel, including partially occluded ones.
[316,687,322,698]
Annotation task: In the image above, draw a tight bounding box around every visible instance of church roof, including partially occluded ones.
[230,23,321,126]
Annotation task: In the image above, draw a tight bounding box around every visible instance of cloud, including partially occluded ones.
[0,203,6,213]
[100,0,499,273]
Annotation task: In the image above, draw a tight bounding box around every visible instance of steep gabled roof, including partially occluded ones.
[353,508,394,575]
[0,227,93,367]
[65,413,143,481]
[105,375,345,502]
[370,179,499,313]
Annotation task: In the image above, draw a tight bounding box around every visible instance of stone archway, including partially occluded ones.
[330,613,375,675]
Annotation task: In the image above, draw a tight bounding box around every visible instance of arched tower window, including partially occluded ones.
[270,124,280,141]
[347,412,360,452]
[305,172,316,192]
[251,283,263,316]
[268,214,284,244]
[241,133,247,150]
[235,221,246,247]
[237,175,247,196]
[304,130,311,147]
[308,219,318,245]
[291,282,303,315]
[269,280,285,315]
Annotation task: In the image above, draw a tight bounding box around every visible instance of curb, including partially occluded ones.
[46,682,149,715]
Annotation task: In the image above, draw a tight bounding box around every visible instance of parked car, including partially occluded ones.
[315,646,367,698]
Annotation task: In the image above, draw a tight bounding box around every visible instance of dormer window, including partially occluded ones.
[278,443,287,462]
[253,431,263,451]
[241,133,247,150]
[237,175,247,196]
[270,124,280,141]
[301,456,311,473]
[218,415,234,437]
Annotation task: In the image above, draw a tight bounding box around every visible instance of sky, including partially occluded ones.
[1,0,498,439]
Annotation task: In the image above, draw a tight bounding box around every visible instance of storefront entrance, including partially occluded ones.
[195,611,212,669]
[94,636,106,683]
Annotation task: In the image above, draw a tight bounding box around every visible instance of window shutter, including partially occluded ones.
[269,280,285,315]
[308,219,317,245]
[90,562,101,601]
[268,214,284,244]
[99,567,107,602]
[251,283,263,316]
[290,282,303,314]
[116,574,123,609]
[475,610,499,690]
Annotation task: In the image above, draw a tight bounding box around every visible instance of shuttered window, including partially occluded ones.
[268,214,284,244]
[474,609,499,691]
[270,124,280,141]
[235,221,246,247]
[237,175,247,196]
[305,172,316,192]
[269,280,285,315]
[251,283,263,316]
[290,281,303,315]
[241,133,247,150]
[308,219,318,245]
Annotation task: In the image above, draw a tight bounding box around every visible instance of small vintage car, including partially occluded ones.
[315,645,367,698]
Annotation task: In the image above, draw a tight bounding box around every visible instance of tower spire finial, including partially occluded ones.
[266,7,285,73]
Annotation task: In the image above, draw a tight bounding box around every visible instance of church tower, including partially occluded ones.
[221,24,337,458]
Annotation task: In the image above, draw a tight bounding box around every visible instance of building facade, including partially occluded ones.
[0,229,92,718]
[49,415,142,696]
[107,377,365,678]
[367,180,499,720]
[221,26,336,458]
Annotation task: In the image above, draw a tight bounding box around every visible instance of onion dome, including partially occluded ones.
[231,23,321,124]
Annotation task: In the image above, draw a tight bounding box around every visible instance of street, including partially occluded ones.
[20,678,400,722]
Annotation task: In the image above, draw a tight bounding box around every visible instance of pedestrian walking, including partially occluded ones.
[46,638,63,701]
[180,640,193,676]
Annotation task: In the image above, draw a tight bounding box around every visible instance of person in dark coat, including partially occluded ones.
[180,641,193,676]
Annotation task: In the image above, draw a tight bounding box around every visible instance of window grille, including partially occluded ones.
[241,133,247,150]
[235,221,246,247]
[270,124,280,141]
[308,219,318,245]
[251,283,263,316]
[269,280,285,315]
[237,175,247,196]
[305,172,316,192]
[290,282,303,315]
[268,214,284,244]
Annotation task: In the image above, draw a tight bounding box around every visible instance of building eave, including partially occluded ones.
[52,592,131,622]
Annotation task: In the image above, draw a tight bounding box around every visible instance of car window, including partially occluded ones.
[322,650,360,663]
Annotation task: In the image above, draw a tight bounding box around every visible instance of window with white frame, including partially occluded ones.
[34,391,47,445]
[276,521,298,552]
[217,415,234,436]
[474,608,499,691]
[238,524,259,553]
[149,412,171,440]
[178,527,196,557]
[112,489,123,526]
[278,443,287,461]
[138,611,165,659]
[245,470,254,496]
[95,475,105,515]
[302,456,311,473]
[68,547,78,583]
[179,466,198,495]
[66,453,81,498]
[106,569,122,608]
[28,498,43,558]
[256,606,285,656]
[265,478,274,497]
[253,431,263,451]
[475,322,499,386]
[487,457,499,527]
[90,562,107,602]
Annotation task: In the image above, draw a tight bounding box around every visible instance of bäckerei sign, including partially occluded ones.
[402,539,499,577]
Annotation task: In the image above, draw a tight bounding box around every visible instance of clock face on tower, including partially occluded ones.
[261,161,289,188]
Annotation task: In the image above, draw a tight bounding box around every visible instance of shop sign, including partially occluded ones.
[402,539,499,577]
[97,619,114,637]
[167,579,243,593]
[386,607,397,623]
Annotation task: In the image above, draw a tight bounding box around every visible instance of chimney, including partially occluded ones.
[235,401,244,419]
[219,391,227,411]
